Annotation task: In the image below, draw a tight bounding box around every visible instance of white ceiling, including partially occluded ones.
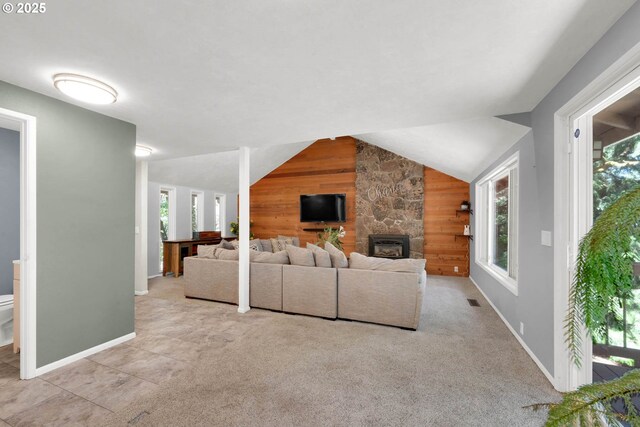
[0,0,634,165]
[357,117,531,182]
[148,141,314,193]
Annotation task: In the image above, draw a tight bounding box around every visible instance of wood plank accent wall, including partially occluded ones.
[250,137,357,254]
[423,167,470,277]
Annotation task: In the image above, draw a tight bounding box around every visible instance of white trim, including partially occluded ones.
[474,152,519,296]
[470,277,555,387]
[0,107,37,380]
[34,332,135,377]
[237,147,251,313]
[214,193,226,233]
[147,274,162,280]
[553,40,640,392]
[134,290,149,296]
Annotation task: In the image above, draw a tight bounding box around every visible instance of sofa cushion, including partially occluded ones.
[214,248,239,260]
[260,239,273,253]
[231,239,263,251]
[197,244,218,258]
[348,252,426,274]
[278,235,300,247]
[270,237,289,252]
[285,244,315,267]
[306,243,332,268]
[250,250,290,264]
[324,242,348,268]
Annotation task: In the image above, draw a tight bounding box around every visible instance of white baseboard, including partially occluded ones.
[147,274,161,279]
[469,276,556,388]
[34,332,136,377]
[135,290,149,296]
[237,306,250,314]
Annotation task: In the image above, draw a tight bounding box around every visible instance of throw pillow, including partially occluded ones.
[197,244,218,259]
[324,242,348,268]
[220,239,235,250]
[278,235,300,247]
[260,239,273,253]
[285,244,315,267]
[250,250,290,264]
[306,243,332,268]
[214,248,239,260]
[270,237,290,252]
[348,252,426,274]
[231,239,263,251]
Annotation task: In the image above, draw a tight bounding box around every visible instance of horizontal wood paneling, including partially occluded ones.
[424,167,470,277]
[250,137,357,254]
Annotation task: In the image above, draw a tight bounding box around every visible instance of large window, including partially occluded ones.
[475,153,519,294]
[214,194,225,232]
[191,191,204,233]
[160,189,170,270]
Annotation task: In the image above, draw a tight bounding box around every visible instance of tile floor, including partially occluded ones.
[0,279,250,426]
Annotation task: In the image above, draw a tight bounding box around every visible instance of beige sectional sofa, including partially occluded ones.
[184,256,425,329]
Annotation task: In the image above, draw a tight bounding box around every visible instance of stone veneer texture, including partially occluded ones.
[355,141,424,258]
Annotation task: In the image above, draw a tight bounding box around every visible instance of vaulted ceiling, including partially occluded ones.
[0,0,635,187]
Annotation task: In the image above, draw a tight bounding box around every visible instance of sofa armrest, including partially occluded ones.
[282,265,337,319]
[338,269,424,329]
[184,257,238,304]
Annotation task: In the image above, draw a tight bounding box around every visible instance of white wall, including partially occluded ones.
[147,182,237,276]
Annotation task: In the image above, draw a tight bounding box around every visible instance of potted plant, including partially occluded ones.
[317,226,346,250]
[531,185,640,426]
[229,219,255,240]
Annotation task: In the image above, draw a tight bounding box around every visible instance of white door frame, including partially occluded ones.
[0,107,37,380]
[553,41,640,392]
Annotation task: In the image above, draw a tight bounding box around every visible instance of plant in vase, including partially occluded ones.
[317,226,346,250]
[530,185,640,426]
[229,219,255,240]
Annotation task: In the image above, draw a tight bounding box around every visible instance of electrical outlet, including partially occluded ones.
[520,322,524,335]
[454,266,459,273]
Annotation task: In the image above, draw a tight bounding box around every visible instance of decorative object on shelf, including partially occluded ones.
[460,200,470,211]
[317,226,346,251]
[463,225,470,236]
[529,185,640,426]
[229,218,255,240]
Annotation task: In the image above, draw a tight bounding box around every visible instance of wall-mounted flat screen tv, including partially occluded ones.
[300,194,346,223]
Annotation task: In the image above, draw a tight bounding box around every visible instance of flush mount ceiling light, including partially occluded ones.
[135,145,153,157]
[52,73,118,104]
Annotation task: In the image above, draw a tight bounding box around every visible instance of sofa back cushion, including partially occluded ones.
[219,239,235,249]
[278,235,300,247]
[306,243,332,268]
[348,252,425,274]
[324,242,348,268]
[285,244,315,267]
[214,248,240,260]
[197,244,218,258]
[250,250,290,264]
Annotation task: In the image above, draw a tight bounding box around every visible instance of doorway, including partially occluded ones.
[0,107,37,379]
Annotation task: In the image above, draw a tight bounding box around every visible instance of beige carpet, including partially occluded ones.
[101,275,559,426]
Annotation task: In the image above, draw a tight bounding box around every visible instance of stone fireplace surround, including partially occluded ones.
[355,141,424,258]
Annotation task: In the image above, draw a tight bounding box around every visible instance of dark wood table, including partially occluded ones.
[162,236,234,277]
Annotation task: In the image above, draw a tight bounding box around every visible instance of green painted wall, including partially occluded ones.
[0,80,136,368]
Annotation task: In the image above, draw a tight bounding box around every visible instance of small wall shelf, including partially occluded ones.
[456,209,473,217]
[455,234,473,241]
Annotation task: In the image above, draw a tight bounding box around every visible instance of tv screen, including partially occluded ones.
[300,194,346,223]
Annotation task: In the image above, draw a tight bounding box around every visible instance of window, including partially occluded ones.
[191,191,204,233]
[475,152,519,295]
[160,189,170,270]
[214,194,225,232]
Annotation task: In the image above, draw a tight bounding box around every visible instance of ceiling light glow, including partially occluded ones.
[135,145,153,157]
[53,73,118,104]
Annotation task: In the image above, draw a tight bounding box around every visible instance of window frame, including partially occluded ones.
[190,190,205,233]
[475,152,519,295]
[214,193,226,232]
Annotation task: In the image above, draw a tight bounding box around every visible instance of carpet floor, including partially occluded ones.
[100,275,559,426]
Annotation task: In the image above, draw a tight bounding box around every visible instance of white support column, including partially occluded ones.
[134,160,149,296]
[238,147,251,313]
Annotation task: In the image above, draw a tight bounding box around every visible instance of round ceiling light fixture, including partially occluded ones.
[135,145,153,157]
[53,73,118,104]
